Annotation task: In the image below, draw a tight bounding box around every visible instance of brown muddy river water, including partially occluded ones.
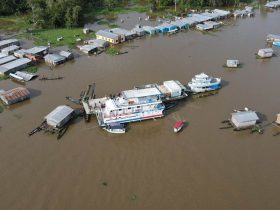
[1,8,280,210]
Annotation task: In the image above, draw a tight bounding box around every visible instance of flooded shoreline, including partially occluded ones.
[1,8,280,210]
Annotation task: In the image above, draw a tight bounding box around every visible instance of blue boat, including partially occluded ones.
[273,41,280,47]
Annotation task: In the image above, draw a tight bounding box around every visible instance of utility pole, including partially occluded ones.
[175,0,177,12]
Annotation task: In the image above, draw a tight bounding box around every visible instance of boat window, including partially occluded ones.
[137,106,140,108]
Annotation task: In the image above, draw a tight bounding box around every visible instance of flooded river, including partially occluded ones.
[1,8,280,210]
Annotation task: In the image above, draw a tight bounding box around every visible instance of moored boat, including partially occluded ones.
[273,41,280,47]
[173,121,184,133]
[187,73,221,93]
[103,122,126,134]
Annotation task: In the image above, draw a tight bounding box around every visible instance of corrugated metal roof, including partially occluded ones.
[201,12,220,19]
[0,39,19,47]
[44,54,65,62]
[96,30,119,39]
[1,58,31,70]
[192,14,211,22]
[231,111,259,123]
[0,53,7,59]
[0,55,17,65]
[156,23,176,29]
[213,9,231,16]
[170,20,188,28]
[259,48,273,53]
[143,26,156,32]
[0,87,30,104]
[26,46,48,55]
[79,44,98,52]
[59,51,73,58]
[13,71,37,81]
[44,105,74,127]
[1,45,20,53]
[110,28,135,36]
[122,87,162,99]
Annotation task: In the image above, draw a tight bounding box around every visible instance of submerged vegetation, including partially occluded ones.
[0,75,9,81]
[24,66,39,74]
[105,46,121,56]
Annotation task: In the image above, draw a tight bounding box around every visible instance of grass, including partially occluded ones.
[97,20,119,28]
[0,103,4,113]
[23,28,95,48]
[24,66,39,74]
[0,75,9,81]
[105,47,121,56]
[0,15,30,33]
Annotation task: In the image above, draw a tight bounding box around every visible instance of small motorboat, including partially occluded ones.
[103,122,126,134]
[173,121,184,133]
[273,41,280,47]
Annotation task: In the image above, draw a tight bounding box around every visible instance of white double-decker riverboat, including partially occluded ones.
[83,87,165,126]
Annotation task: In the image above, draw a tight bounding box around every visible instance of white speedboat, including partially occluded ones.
[187,73,221,93]
[103,122,126,134]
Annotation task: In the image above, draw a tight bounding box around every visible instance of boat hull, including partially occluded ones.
[103,128,126,134]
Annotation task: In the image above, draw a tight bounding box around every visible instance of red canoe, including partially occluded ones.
[173,121,184,133]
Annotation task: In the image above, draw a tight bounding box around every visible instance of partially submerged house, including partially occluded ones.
[258,48,273,58]
[78,45,98,54]
[143,26,157,35]
[267,34,280,42]
[0,53,7,59]
[196,23,213,31]
[1,45,21,56]
[204,21,221,29]
[26,46,49,57]
[96,30,120,44]
[0,58,32,75]
[212,9,231,19]
[86,39,109,48]
[265,0,280,8]
[44,54,66,66]
[0,55,17,65]
[44,105,75,129]
[181,17,197,27]
[0,39,20,50]
[201,12,221,21]
[131,26,146,36]
[109,28,136,41]
[0,87,30,105]
[191,14,212,23]
[155,23,177,33]
[170,19,189,30]
[14,49,27,58]
[9,71,37,81]
[226,59,240,68]
[25,46,49,61]
[59,51,74,60]
[231,111,259,130]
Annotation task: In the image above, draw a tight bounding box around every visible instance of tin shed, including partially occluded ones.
[0,58,31,75]
[44,54,66,65]
[44,105,74,128]
[258,48,273,58]
[0,87,30,105]
[231,111,259,129]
